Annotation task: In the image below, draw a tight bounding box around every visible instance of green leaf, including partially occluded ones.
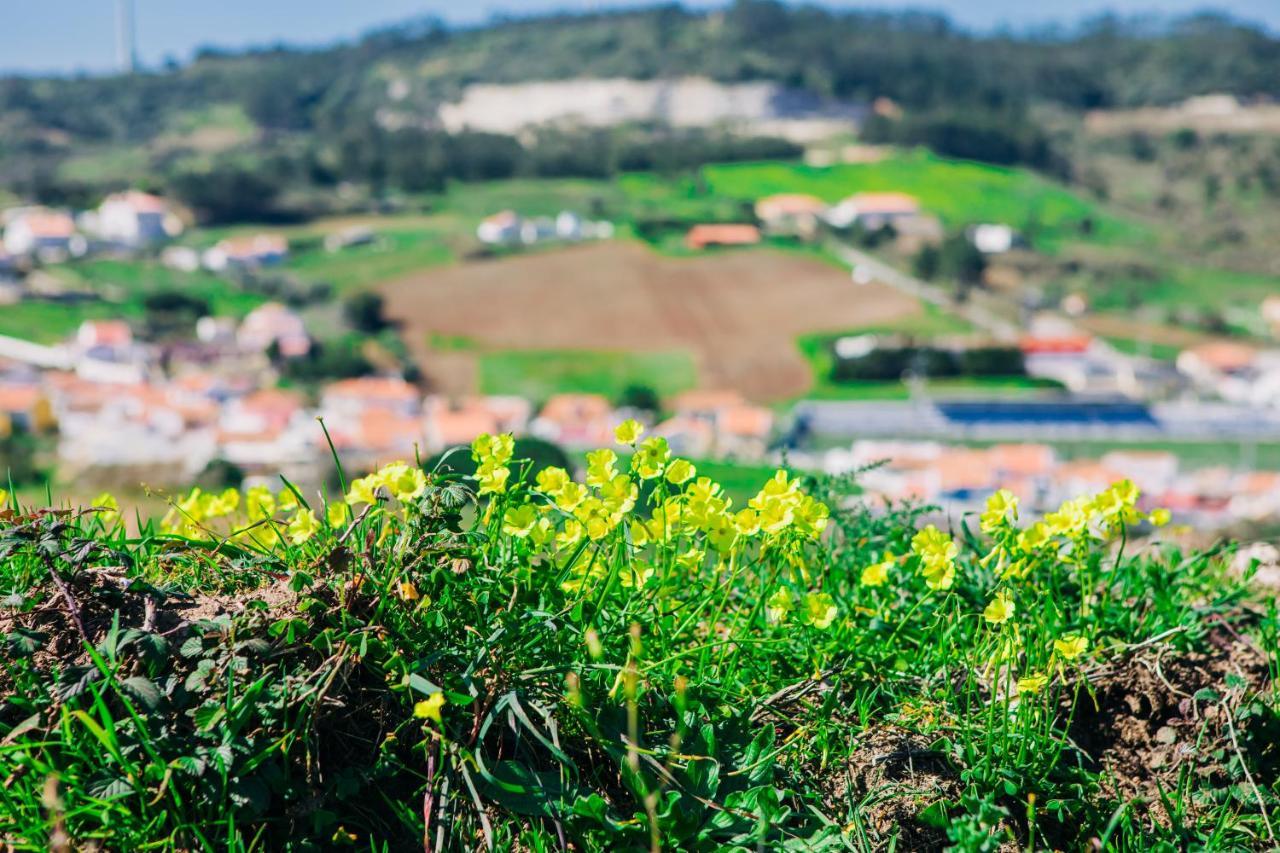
[4,627,47,658]
[118,676,163,712]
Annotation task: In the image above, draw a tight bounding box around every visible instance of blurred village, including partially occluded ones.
[3,184,1280,531]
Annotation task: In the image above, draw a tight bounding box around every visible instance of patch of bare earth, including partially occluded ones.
[1070,632,1275,820]
[379,241,922,402]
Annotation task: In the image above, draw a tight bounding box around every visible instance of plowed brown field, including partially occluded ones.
[380,241,922,401]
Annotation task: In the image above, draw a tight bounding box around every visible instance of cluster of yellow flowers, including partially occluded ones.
[475,421,830,597]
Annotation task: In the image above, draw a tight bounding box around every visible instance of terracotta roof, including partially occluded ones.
[987,443,1055,477]
[844,192,920,214]
[671,389,746,414]
[685,224,761,249]
[0,384,42,413]
[754,194,827,219]
[1020,335,1092,355]
[717,404,773,439]
[105,190,169,213]
[325,376,419,405]
[539,393,612,424]
[216,234,288,258]
[1182,341,1258,372]
[20,212,76,238]
[79,320,133,348]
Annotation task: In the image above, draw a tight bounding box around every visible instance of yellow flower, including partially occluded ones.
[1149,508,1171,527]
[912,525,958,563]
[921,557,956,591]
[983,589,1015,625]
[381,463,427,503]
[632,436,670,480]
[345,476,379,507]
[585,449,618,488]
[555,518,584,550]
[327,502,351,527]
[600,474,638,515]
[675,547,704,572]
[614,418,644,445]
[980,489,1018,534]
[800,592,837,629]
[766,588,794,623]
[665,458,696,486]
[536,466,571,495]
[794,494,830,538]
[1045,497,1093,536]
[413,693,446,723]
[92,492,119,518]
[287,508,320,545]
[861,555,894,587]
[0,488,8,506]
[758,499,795,535]
[1053,634,1088,661]
[502,504,539,537]
[476,460,510,495]
[733,508,761,536]
[554,481,586,512]
[398,581,420,602]
[471,433,514,466]
[1017,521,1050,552]
[1016,673,1048,696]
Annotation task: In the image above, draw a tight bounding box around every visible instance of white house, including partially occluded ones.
[969,223,1020,254]
[237,302,310,358]
[3,209,84,259]
[203,235,288,272]
[825,192,921,230]
[477,211,522,245]
[97,191,179,247]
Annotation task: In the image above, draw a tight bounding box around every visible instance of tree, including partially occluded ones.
[938,233,986,286]
[344,292,389,334]
[616,384,661,414]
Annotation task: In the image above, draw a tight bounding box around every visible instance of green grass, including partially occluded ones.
[0,260,267,343]
[701,149,1151,253]
[284,227,456,291]
[479,348,698,402]
[1100,336,1185,361]
[0,444,1274,850]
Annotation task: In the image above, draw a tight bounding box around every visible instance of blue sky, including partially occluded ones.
[3,0,1277,75]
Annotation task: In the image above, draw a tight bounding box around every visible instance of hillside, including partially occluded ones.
[1,435,1277,849]
[5,3,1280,212]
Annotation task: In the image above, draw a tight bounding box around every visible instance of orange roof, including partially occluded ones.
[1237,471,1280,495]
[79,319,133,347]
[481,210,519,226]
[845,192,920,214]
[934,450,996,492]
[671,389,746,414]
[539,393,612,424]
[1182,341,1257,372]
[325,377,419,405]
[217,234,288,257]
[685,224,761,249]
[754,194,827,218]
[21,212,76,238]
[718,405,773,439]
[106,190,169,213]
[1020,335,1092,355]
[1057,459,1123,485]
[429,408,499,447]
[987,443,1055,477]
[0,384,42,413]
[359,409,422,452]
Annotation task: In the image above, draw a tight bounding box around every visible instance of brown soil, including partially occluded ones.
[1070,632,1274,816]
[379,241,922,401]
[818,724,966,849]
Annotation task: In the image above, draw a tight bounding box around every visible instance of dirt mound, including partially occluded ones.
[818,724,962,848]
[1071,633,1275,816]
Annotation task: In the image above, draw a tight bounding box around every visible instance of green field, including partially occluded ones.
[478,348,698,402]
[700,150,1150,252]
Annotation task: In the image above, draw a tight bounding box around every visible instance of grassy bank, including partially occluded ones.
[1,434,1276,850]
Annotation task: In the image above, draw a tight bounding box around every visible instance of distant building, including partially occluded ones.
[202,234,288,272]
[75,320,133,353]
[754,194,827,237]
[477,211,522,246]
[969,223,1021,254]
[322,376,421,420]
[532,393,615,448]
[3,209,84,259]
[825,192,921,231]
[685,224,761,250]
[237,303,310,358]
[160,246,201,272]
[97,191,179,247]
